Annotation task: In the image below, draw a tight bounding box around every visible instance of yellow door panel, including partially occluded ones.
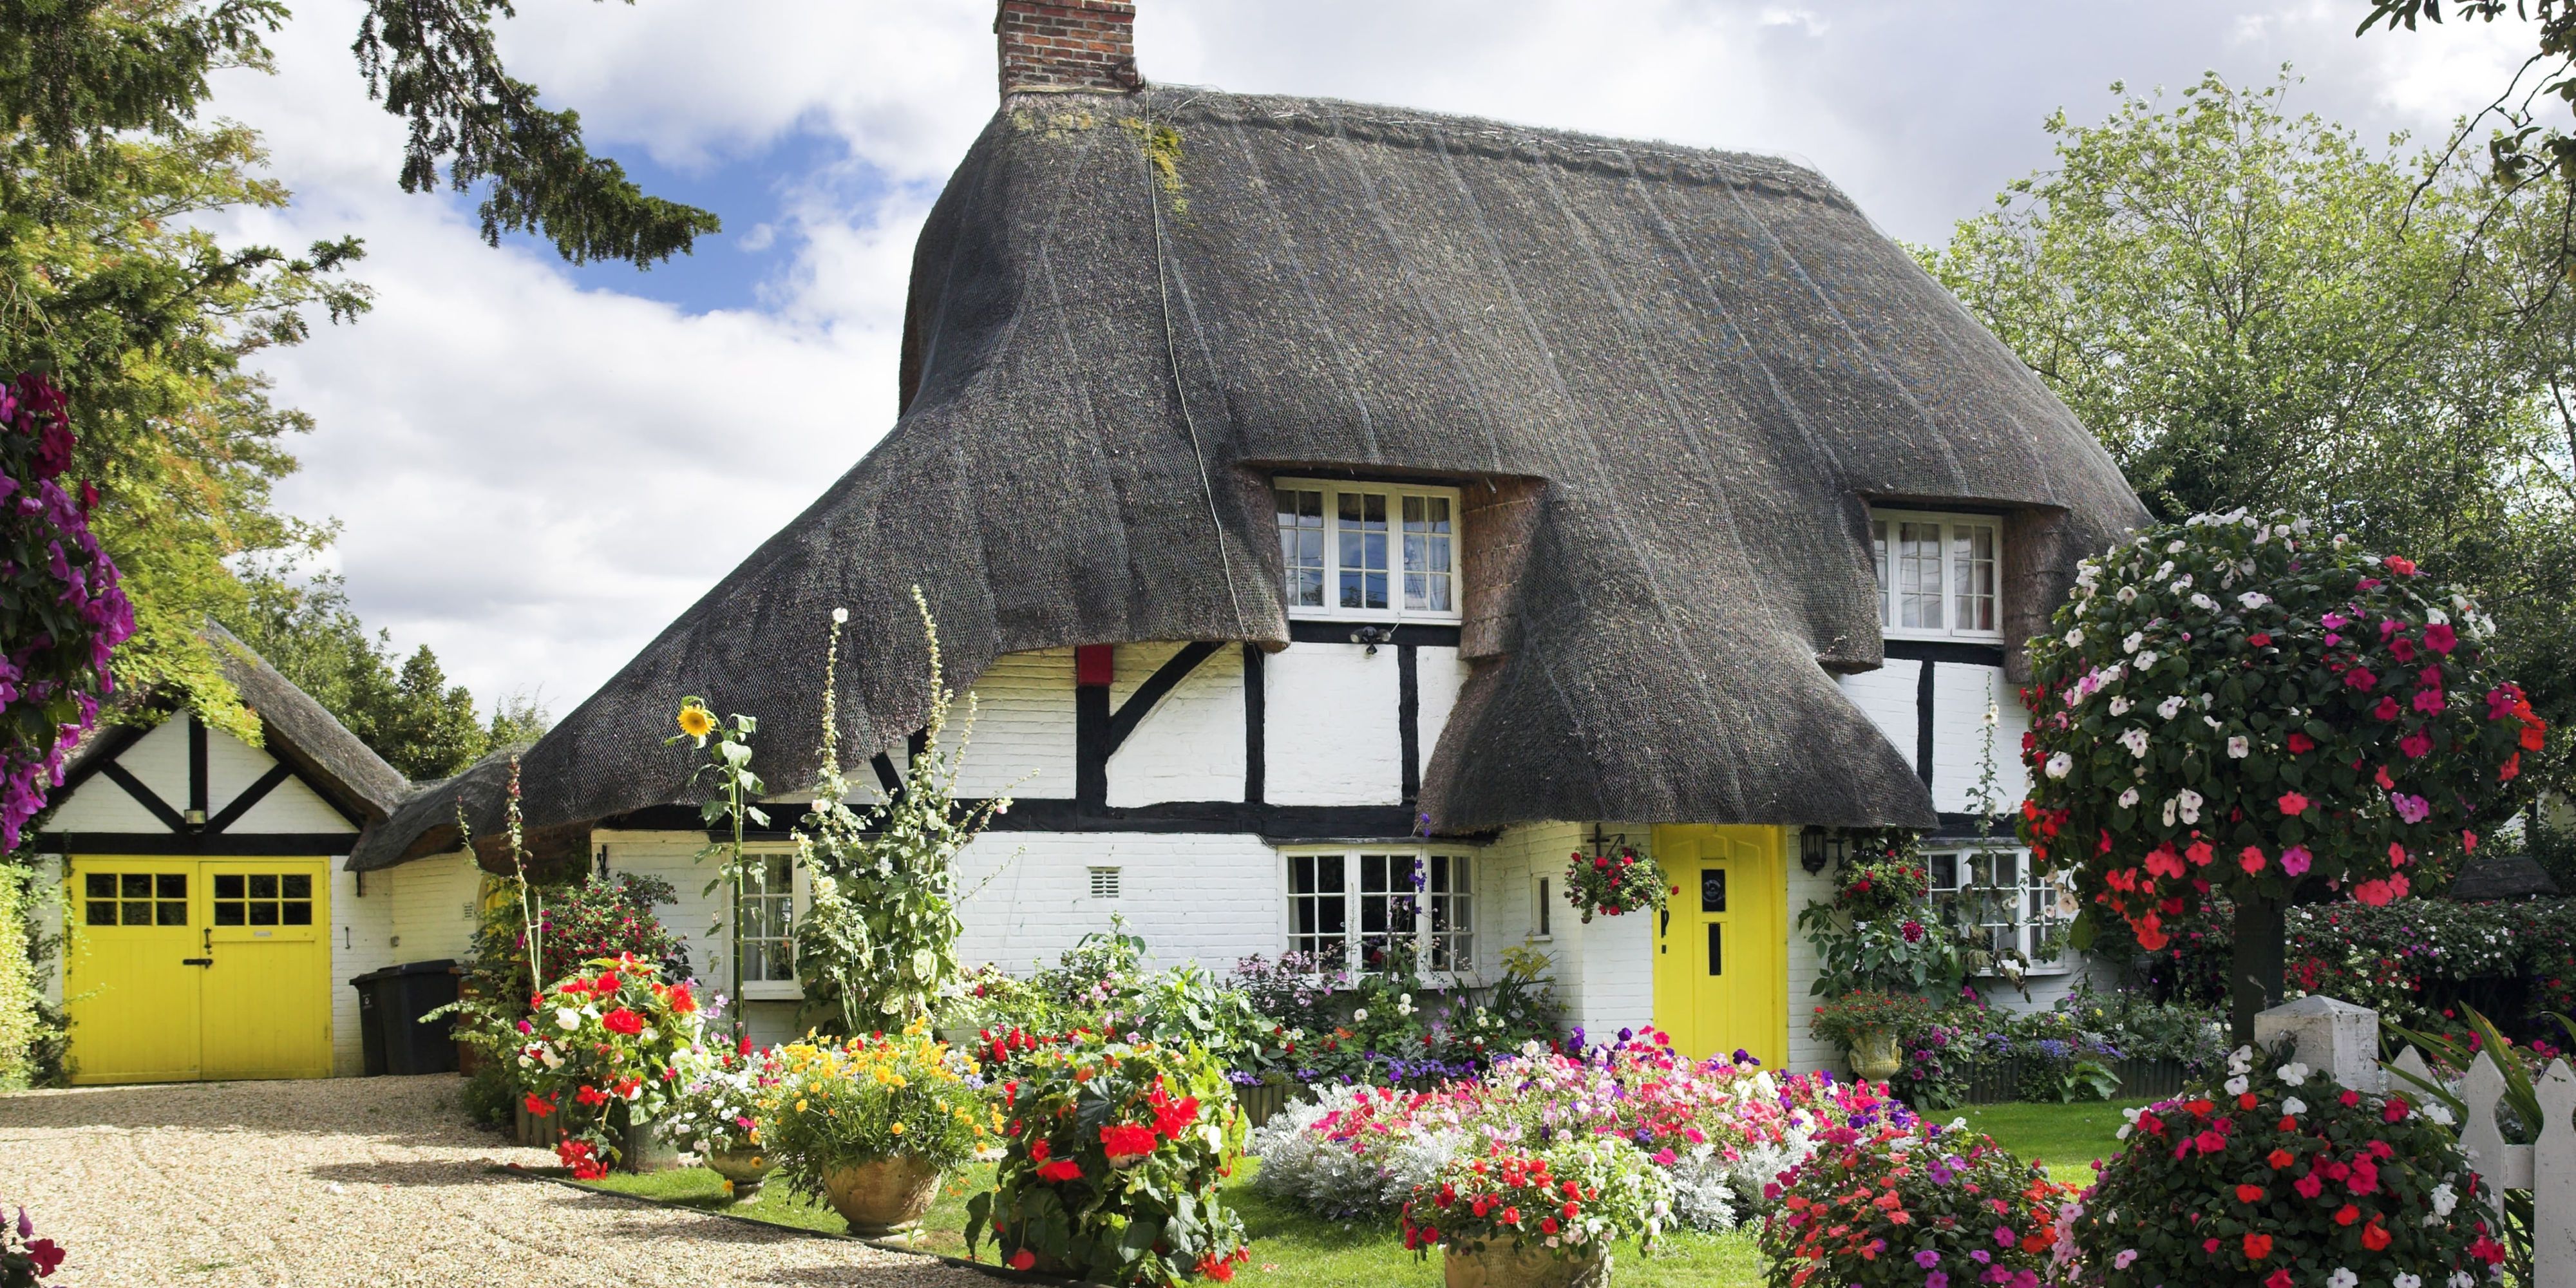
[1650,826,1788,1070]
[200,861,332,1079]
[64,858,204,1084]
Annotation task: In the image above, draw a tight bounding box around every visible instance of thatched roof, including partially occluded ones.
[354,87,2146,869]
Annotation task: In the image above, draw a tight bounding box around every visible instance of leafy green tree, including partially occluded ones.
[1918,70,2576,799]
[1,0,714,755]
[226,567,540,780]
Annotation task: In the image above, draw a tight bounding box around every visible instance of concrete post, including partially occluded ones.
[2253,994,2382,1093]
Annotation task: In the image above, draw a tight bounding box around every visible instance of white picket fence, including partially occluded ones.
[2388,1046,2576,1281]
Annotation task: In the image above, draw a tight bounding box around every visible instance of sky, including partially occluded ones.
[205,0,2533,719]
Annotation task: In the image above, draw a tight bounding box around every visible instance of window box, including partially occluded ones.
[1273,478,1463,623]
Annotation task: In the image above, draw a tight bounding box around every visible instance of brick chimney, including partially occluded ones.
[996,1,1141,97]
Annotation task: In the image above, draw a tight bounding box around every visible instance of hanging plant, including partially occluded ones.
[1562,845,1669,923]
[1,372,135,850]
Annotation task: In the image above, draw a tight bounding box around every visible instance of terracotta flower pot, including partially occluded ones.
[1847,1027,1902,1081]
[820,1155,943,1236]
[1442,1240,1605,1288]
[705,1146,777,1201]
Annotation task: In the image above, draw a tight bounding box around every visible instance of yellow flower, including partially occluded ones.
[795,1099,809,1112]
[676,703,715,739]
[890,1121,907,1135]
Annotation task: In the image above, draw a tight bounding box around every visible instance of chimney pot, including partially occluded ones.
[996,0,1140,97]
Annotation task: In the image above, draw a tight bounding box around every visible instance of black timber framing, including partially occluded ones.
[39,831,356,856]
[187,714,209,819]
[1286,621,1461,648]
[596,800,1455,845]
[1915,658,1936,788]
[1241,645,1265,804]
[1397,643,1421,803]
[1105,642,1222,756]
[1883,639,2008,668]
[98,762,187,833]
[204,763,296,834]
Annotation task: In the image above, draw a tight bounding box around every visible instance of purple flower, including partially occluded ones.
[1915,1249,1942,1269]
[1926,1276,1949,1288]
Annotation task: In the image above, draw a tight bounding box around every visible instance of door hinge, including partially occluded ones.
[182,958,213,967]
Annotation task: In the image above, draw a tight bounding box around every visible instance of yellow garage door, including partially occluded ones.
[65,857,332,1084]
[1650,825,1788,1070]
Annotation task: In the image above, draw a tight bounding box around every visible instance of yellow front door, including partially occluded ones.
[1650,826,1788,1070]
[63,857,331,1084]
[64,858,204,1083]
[201,861,332,1080]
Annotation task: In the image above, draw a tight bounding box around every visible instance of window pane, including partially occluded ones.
[1897,521,1944,629]
[86,900,117,926]
[1402,495,1454,613]
[122,874,151,898]
[282,901,313,926]
[158,874,187,899]
[156,900,188,926]
[281,874,310,900]
[1953,523,1998,633]
[248,874,278,900]
[215,874,243,899]
[214,901,245,926]
[1275,488,1325,609]
[249,901,279,926]
[1338,492,1388,611]
[1872,520,1890,626]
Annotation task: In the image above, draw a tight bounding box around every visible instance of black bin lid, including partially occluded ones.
[350,959,462,985]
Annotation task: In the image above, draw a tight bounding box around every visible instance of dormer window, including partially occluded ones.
[1870,509,2003,641]
[1274,479,1462,622]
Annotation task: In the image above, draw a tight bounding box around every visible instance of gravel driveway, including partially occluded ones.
[0,1075,991,1287]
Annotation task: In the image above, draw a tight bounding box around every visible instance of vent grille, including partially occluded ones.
[1088,867,1121,900]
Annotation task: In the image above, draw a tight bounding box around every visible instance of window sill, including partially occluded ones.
[1881,629,2009,646]
[739,983,804,1002]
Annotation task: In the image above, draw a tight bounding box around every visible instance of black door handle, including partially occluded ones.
[182,958,213,967]
[1659,907,1671,938]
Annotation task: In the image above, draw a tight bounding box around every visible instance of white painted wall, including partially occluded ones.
[1784,844,1838,1075]
[1837,659,1920,766]
[1265,643,1403,806]
[944,647,1076,800]
[1930,663,2029,813]
[1416,647,1469,767]
[48,720,186,831]
[1107,645,1245,806]
[958,830,1283,972]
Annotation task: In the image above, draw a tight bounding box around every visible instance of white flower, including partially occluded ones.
[2177,789,2203,824]
[831,606,849,623]
[2328,1271,2358,1288]
[2277,1062,2310,1086]
[2449,1274,2474,1288]
[2165,542,2184,555]
[2121,727,2152,758]
[2114,1122,2132,1139]
[2157,695,2185,720]
[556,1008,582,1032]
[1352,1008,1368,1023]
[2224,1075,2251,1096]
[2044,752,2074,780]
[2116,585,2138,603]
[2190,592,2216,611]
[2117,787,2140,809]
[2395,1274,2423,1288]
[2063,628,2083,647]
[2171,573,2193,591]
[2228,735,2250,759]
[2110,696,2132,716]
[2423,1101,2454,1126]
[2135,650,2159,668]
[2239,591,2271,609]
[2229,1046,2255,1075]
[2431,1182,2458,1217]
[2282,1096,2307,1116]
[2123,631,2145,653]
[2162,797,2179,827]
[2101,663,2125,685]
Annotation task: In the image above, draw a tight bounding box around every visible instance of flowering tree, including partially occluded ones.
[2019,511,2543,1039]
[1,374,135,850]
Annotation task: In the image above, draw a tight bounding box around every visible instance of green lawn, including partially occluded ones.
[573,1099,2139,1286]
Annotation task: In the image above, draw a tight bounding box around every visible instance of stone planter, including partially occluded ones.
[1442,1240,1605,1288]
[820,1155,942,1236]
[705,1145,777,1201]
[1846,1027,1902,1081]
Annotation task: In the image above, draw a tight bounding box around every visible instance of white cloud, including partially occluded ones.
[205,0,2543,715]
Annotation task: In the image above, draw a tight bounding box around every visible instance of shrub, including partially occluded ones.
[1399,1135,1673,1265]
[1561,843,1669,922]
[513,954,710,1176]
[2020,512,2539,956]
[0,865,39,1088]
[2063,1050,2508,1287]
[756,1025,995,1196]
[1759,1119,2072,1288]
[1224,942,1558,1086]
[1797,829,1969,996]
[443,871,688,1113]
[967,1034,1251,1285]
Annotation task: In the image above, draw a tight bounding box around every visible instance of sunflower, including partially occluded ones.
[676,703,715,739]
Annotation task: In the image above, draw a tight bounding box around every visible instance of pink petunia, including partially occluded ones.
[2279,846,2313,876]
[2425,622,2458,654]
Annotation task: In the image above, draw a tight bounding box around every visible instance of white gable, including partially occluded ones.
[46,716,357,836]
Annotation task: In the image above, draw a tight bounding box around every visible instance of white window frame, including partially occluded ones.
[1273,478,1464,625]
[737,844,806,1001]
[1869,509,2004,642]
[1924,845,2073,976]
[1280,846,1476,980]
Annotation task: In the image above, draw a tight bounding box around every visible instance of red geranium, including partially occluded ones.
[601,1007,644,1036]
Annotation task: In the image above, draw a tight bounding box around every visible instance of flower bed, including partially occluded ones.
[1251,1029,1907,1233]
[756,1023,996,1199]
[1400,1135,1674,1268]
[1759,1117,2074,1288]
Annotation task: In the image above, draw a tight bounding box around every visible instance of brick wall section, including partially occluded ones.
[996,0,1140,96]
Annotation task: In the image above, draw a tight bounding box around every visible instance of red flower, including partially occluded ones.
[524,1093,556,1118]
[2361,1221,2392,1251]
[2242,1232,2273,1260]
[2249,632,2273,647]
[2234,1184,2264,1204]
[2266,1148,2294,1170]
[665,983,696,1015]
[2277,791,2309,816]
[1101,1122,1159,1162]
[2425,621,2458,654]
[1009,1250,1037,1271]
[555,1139,609,1180]
[25,1239,63,1276]
[601,1008,644,1036]
[576,1084,610,1108]
[2286,732,2315,753]
[2385,555,2418,576]
[1036,1159,1083,1184]
[2265,1271,2292,1288]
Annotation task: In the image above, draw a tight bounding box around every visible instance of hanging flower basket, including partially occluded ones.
[1563,847,1669,923]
